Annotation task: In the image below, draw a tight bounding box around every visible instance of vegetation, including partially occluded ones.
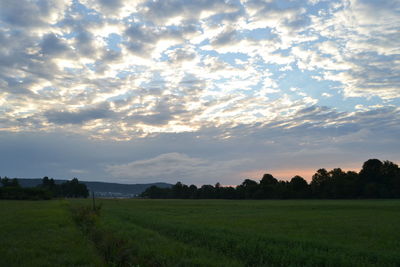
[142,159,400,199]
[1,199,399,266]
[93,199,400,266]
[0,176,89,200]
[39,176,90,198]
[0,178,52,200]
[69,200,242,267]
[0,200,102,266]
[1,158,400,266]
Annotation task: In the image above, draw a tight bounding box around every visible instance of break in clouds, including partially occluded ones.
[0,0,399,184]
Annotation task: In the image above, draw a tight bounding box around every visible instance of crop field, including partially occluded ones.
[1,199,400,266]
[0,200,102,266]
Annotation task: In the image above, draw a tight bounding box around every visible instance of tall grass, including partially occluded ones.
[70,201,241,266]
[70,203,137,266]
[97,199,400,266]
[0,200,102,267]
[2,199,399,266]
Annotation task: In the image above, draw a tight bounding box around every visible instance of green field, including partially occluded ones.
[1,199,400,266]
[0,200,102,266]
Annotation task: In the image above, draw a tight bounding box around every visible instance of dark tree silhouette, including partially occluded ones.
[310,168,330,198]
[139,158,400,199]
[237,179,258,199]
[0,177,51,200]
[259,174,279,198]
[60,178,89,198]
[381,161,400,197]
[360,159,383,183]
[359,159,383,198]
[1,177,20,187]
[289,175,310,198]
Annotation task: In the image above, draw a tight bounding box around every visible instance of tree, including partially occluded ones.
[259,174,279,198]
[214,183,222,199]
[39,176,57,196]
[41,176,55,187]
[220,186,236,199]
[359,159,383,198]
[172,182,184,198]
[237,179,259,199]
[311,168,330,198]
[188,184,198,199]
[329,168,347,198]
[381,160,400,197]
[343,171,360,198]
[289,175,310,198]
[260,174,278,186]
[60,178,89,198]
[0,177,20,187]
[138,158,399,199]
[360,159,383,182]
[198,184,216,198]
[141,185,170,198]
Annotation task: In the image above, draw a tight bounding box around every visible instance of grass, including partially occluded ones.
[93,199,400,267]
[0,200,103,267]
[1,199,400,266]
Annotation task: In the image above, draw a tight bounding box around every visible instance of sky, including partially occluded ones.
[0,0,399,185]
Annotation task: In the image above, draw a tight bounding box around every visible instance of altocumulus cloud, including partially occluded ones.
[0,0,399,184]
[44,103,114,125]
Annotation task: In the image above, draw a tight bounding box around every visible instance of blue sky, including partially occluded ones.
[0,0,399,184]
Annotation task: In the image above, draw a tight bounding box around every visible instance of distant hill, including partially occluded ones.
[17,178,172,198]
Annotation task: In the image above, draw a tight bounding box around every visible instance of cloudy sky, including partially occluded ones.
[0,0,399,185]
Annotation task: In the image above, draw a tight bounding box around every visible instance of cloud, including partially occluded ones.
[1,104,398,184]
[40,33,70,56]
[244,0,310,33]
[45,103,114,125]
[105,152,250,184]
[140,0,240,25]
[166,46,197,65]
[211,27,238,47]
[79,0,143,18]
[0,0,398,185]
[298,0,400,99]
[123,23,190,58]
[0,0,71,28]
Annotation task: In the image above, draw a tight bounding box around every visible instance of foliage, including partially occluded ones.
[0,177,52,200]
[0,186,52,200]
[0,177,20,187]
[0,176,89,200]
[58,178,90,198]
[142,159,400,199]
[39,176,89,198]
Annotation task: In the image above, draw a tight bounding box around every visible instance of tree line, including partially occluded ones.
[0,176,89,200]
[141,159,400,199]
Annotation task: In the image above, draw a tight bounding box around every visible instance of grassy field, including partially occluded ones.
[0,200,102,267]
[1,199,400,266]
[91,199,400,267]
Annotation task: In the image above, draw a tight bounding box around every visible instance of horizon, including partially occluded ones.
[0,0,399,185]
[1,158,392,186]
[2,177,172,186]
